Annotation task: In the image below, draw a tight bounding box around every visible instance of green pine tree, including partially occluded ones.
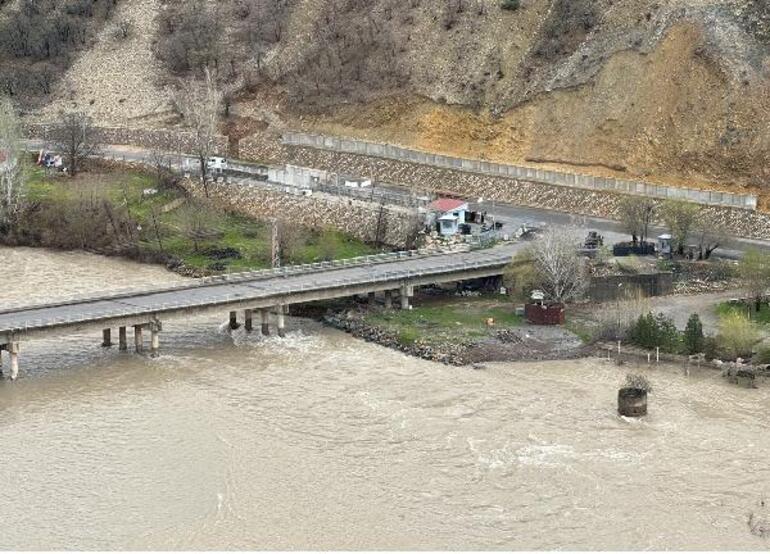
[684,313,704,355]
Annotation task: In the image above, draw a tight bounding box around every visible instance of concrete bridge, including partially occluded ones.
[0,244,523,380]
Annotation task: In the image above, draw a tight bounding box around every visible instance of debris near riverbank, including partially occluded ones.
[324,312,470,365]
[323,294,588,366]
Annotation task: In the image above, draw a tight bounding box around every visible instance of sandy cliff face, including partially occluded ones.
[265,0,770,193]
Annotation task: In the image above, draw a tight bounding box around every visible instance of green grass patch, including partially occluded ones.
[367,295,523,346]
[19,164,379,273]
[715,301,770,325]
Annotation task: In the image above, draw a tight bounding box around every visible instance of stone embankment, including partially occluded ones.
[323,312,469,366]
[179,178,421,249]
[239,132,770,241]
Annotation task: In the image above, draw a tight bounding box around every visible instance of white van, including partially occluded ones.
[207,156,228,172]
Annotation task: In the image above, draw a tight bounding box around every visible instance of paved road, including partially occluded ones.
[24,139,770,259]
[471,201,770,260]
[0,244,524,341]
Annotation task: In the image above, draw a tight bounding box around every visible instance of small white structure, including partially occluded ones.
[429,198,469,236]
[658,234,673,256]
[344,179,372,188]
[207,156,228,173]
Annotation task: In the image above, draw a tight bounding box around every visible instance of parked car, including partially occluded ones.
[206,156,228,172]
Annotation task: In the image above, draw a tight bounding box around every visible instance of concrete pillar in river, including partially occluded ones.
[102,328,112,348]
[134,325,144,353]
[118,327,128,352]
[9,342,19,381]
[260,309,270,336]
[150,327,160,358]
[229,311,239,331]
[276,306,286,338]
[244,309,253,333]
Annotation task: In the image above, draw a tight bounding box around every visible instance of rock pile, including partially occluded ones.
[323,312,470,366]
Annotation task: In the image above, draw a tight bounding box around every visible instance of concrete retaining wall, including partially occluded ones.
[241,135,770,241]
[282,132,758,210]
[588,273,674,302]
[179,178,421,249]
[24,123,229,156]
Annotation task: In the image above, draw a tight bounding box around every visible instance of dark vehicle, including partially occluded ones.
[584,231,604,249]
[613,241,656,256]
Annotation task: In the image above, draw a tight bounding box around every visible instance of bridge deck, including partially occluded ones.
[1,244,522,341]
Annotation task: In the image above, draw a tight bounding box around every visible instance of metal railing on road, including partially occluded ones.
[0,246,488,318]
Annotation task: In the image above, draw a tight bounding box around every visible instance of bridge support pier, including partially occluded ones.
[134,325,144,353]
[261,309,270,336]
[400,284,414,310]
[229,311,239,331]
[244,309,253,333]
[102,329,112,348]
[118,327,128,351]
[276,307,286,338]
[9,342,19,381]
[368,292,376,304]
[384,290,393,310]
[150,328,160,358]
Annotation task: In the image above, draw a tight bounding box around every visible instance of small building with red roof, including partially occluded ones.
[428,198,469,236]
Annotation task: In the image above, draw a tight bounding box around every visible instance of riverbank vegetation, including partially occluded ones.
[3,162,376,275]
[365,294,524,347]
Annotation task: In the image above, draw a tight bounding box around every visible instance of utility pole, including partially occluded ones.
[271,218,280,268]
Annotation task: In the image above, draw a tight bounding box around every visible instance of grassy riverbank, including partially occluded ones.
[13,165,377,274]
[318,291,587,365]
[365,294,524,346]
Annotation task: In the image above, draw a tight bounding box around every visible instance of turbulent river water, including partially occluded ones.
[1,246,769,550]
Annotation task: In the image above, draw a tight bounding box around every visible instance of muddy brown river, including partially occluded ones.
[1,246,769,550]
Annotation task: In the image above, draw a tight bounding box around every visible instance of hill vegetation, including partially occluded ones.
[2,0,769,194]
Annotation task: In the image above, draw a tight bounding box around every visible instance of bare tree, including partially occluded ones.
[51,111,100,176]
[661,200,699,256]
[0,96,24,232]
[175,69,222,198]
[179,200,220,253]
[529,227,589,303]
[739,250,770,312]
[617,196,655,245]
[693,212,727,260]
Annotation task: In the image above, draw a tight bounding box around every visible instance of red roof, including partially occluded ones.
[429,198,467,212]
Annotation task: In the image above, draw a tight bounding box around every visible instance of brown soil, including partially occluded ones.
[282,22,769,207]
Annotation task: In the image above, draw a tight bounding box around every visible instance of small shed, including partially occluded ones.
[429,198,469,236]
[657,234,673,257]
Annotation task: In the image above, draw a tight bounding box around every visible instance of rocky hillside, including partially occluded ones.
[4,0,770,195]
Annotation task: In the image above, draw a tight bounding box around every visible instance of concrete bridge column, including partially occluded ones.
[150,328,160,358]
[244,309,253,333]
[102,329,112,348]
[149,319,162,358]
[276,306,286,338]
[384,290,393,310]
[400,284,414,310]
[118,327,128,351]
[261,309,270,336]
[9,342,19,381]
[134,325,144,353]
[229,311,239,331]
[368,292,376,305]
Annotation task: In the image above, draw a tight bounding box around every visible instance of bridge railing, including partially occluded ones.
[0,247,479,317]
[1,251,512,332]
